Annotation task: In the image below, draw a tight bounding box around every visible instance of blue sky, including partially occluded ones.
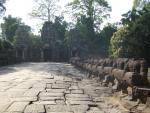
[3,0,134,34]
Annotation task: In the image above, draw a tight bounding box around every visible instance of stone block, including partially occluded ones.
[0,102,12,112]
[6,102,29,112]
[33,101,56,105]
[71,89,84,94]
[24,104,45,113]
[45,105,72,112]
[39,92,64,97]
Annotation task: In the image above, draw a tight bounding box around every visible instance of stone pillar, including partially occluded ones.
[41,50,44,62]
[15,50,18,58]
[146,97,150,107]
[30,50,32,61]
[22,49,25,60]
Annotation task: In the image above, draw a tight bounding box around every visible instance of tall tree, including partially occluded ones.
[30,0,60,21]
[67,0,111,31]
[98,24,117,56]
[75,15,95,49]
[110,3,150,60]
[53,16,67,41]
[1,15,22,42]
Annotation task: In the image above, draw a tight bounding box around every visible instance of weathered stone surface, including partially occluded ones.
[7,91,25,98]
[71,89,84,94]
[0,102,12,112]
[46,89,66,93]
[92,97,105,102]
[3,111,22,113]
[39,92,64,97]
[69,85,79,90]
[10,97,37,102]
[86,107,105,113]
[6,102,29,112]
[47,112,73,113]
[68,100,96,106]
[66,97,92,101]
[45,105,72,112]
[146,97,150,107]
[39,96,64,101]
[63,78,73,82]
[66,94,89,98]
[0,63,135,113]
[34,101,56,105]
[70,105,89,112]
[55,99,66,105]
[52,84,70,89]
[86,110,105,113]
[24,104,45,113]
[32,83,46,88]
[46,84,52,89]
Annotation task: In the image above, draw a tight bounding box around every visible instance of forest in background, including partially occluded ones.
[0,0,150,64]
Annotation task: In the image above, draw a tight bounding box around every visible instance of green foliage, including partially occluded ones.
[29,34,43,49]
[110,27,129,58]
[98,24,117,56]
[67,0,111,31]
[53,16,67,41]
[2,39,13,49]
[75,15,108,54]
[75,15,95,43]
[66,0,112,56]
[110,3,150,59]
[0,38,3,50]
[0,38,13,50]
[1,15,22,43]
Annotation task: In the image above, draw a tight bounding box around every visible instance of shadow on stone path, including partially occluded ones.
[0,62,129,113]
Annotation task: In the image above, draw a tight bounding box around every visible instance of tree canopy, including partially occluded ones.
[110,3,150,60]
[30,0,60,21]
[1,15,22,42]
[1,0,150,63]
[67,0,111,31]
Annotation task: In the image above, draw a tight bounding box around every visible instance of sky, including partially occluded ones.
[1,0,134,34]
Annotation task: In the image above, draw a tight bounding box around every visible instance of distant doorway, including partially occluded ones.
[43,48,52,62]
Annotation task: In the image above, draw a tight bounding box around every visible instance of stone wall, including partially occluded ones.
[0,50,21,66]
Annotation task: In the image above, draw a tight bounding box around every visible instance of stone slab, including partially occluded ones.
[45,105,72,112]
[6,102,29,112]
[66,94,89,98]
[33,101,56,105]
[39,92,64,97]
[46,89,66,93]
[10,97,37,102]
[68,100,96,106]
[39,96,64,101]
[70,105,89,112]
[71,89,84,94]
[0,102,12,112]
[24,104,45,113]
